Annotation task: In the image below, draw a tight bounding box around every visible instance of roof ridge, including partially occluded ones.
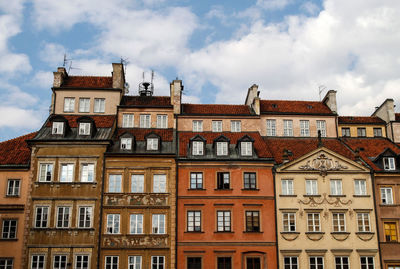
[67,75,112,78]
[182,103,247,106]
[260,99,322,103]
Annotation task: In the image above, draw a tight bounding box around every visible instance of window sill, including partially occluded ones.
[214,231,234,233]
[305,232,325,234]
[303,194,321,197]
[0,238,17,241]
[242,188,259,191]
[280,231,299,234]
[187,188,206,191]
[214,189,233,191]
[35,182,97,185]
[185,231,204,233]
[356,232,374,235]
[330,232,350,235]
[31,227,95,231]
[244,231,263,233]
[380,204,397,207]
[353,195,370,198]
[5,195,20,198]
[279,194,297,197]
[329,195,346,197]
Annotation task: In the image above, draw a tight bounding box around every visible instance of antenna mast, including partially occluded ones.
[318,85,326,101]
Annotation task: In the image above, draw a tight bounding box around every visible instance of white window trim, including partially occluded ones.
[56,206,71,228]
[34,205,50,228]
[147,137,159,151]
[79,98,90,113]
[316,120,327,137]
[330,179,342,196]
[381,187,393,205]
[108,174,122,193]
[231,120,241,132]
[94,98,105,113]
[156,114,168,129]
[192,141,204,155]
[357,212,371,232]
[121,137,133,150]
[80,163,95,182]
[139,114,151,128]
[122,114,134,128]
[354,179,367,195]
[332,212,346,232]
[128,256,142,269]
[281,179,294,195]
[59,163,75,182]
[266,119,276,136]
[307,213,321,232]
[131,174,144,193]
[240,141,252,156]
[79,122,91,135]
[74,254,91,269]
[151,256,165,269]
[216,142,228,156]
[153,174,166,193]
[383,157,396,170]
[52,122,64,135]
[105,256,119,269]
[212,120,223,132]
[7,179,20,196]
[152,214,166,234]
[77,206,93,228]
[282,212,296,232]
[106,214,120,234]
[130,214,144,234]
[300,120,310,137]
[64,97,75,112]
[306,179,318,195]
[309,256,324,269]
[53,254,68,269]
[192,120,203,132]
[284,120,293,136]
[31,254,46,269]
[38,163,54,182]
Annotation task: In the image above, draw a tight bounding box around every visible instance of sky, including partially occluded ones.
[1,0,400,141]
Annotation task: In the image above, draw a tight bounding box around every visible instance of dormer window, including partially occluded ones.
[383,157,396,170]
[192,141,204,155]
[240,142,252,156]
[79,122,91,135]
[121,138,132,150]
[52,122,64,135]
[216,142,228,156]
[147,138,159,150]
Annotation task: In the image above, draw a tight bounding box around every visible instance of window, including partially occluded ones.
[52,122,64,135]
[78,122,91,135]
[330,180,342,195]
[357,213,370,232]
[187,211,201,232]
[381,187,393,204]
[192,120,203,132]
[53,255,67,269]
[94,98,105,113]
[108,175,122,193]
[187,257,201,269]
[284,120,293,136]
[152,214,165,234]
[281,179,294,195]
[309,256,324,269]
[120,138,132,150]
[64,97,75,112]
[246,211,260,232]
[153,174,166,193]
[75,255,89,269]
[60,164,74,182]
[360,257,374,269]
[217,257,231,269]
[300,120,310,137]
[284,257,298,269]
[246,257,261,269]
[217,211,231,232]
[139,114,151,128]
[79,98,90,113]
[106,214,120,234]
[388,266,400,269]
[31,255,45,269]
[128,256,142,269]
[357,127,366,137]
[307,213,320,232]
[131,174,144,193]
[212,121,222,132]
[384,222,398,242]
[306,179,318,195]
[56,207,70,228]
[240,141,252,156]
[35,206,49,228]
[122,114,134,128]
[341,128,350,137]
[373,128,382,137]
[130,214,143,234]
[217,172,230,189]
[317,120,326,137]
[190,173,203,189]
[7,179,20,196]
[332,213,346,232]
[2,219,17,239]
[0,258,13,269]
[335,256,349,269]
[354,180,367,195]
[383,157,396,170]
[192,141,204,155]
[283,213,296,232]
[266,119,276,136]
[105,256,118,269]
[244,172,257,190]
[231,121,241,132]
[146,138,159,150]
[216,142,228,156]
[81,163,95,182]
[78,206,92,228]
[156,115,168,128]
[151,256,164,269]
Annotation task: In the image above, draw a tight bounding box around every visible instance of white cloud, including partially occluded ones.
[30,71,53,88]
[301,2,320,15]
[39,43,66,66]
[0,106,42,129]
[256,0,293,10]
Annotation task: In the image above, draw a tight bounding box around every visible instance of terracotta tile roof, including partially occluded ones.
[117,128,173,141]
[182,104,252,115]
[260,100,334,115]
[338,116,386,124]
[178,132,272,158]
[341,137,400,171]
[265,137,356,165]
[46,115,116,128]
[61,76,113,88]
[0,132,37,166]
[395,113,400,122]
[121,96,172,107]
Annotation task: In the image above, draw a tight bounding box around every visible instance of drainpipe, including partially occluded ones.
[370,171,383,269]
[175,114,179,269]
[97,152,107,269]
[272,166,280,269]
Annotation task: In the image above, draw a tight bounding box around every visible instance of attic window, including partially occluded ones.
[216,142,228,156]
[79,122,91,135]
[147,137,159,150]
[240,142,252,156]
[192,141,204,156]
[52,122,64,135]
[121,138,132,150]
[383,157,396,171]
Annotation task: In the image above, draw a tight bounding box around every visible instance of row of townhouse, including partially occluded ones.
[0,62,400,269]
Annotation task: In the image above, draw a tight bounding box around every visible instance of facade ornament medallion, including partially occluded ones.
[299,153,348,176]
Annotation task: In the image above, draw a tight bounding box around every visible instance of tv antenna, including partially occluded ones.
[318,85,327,101]
[62,53,80,73]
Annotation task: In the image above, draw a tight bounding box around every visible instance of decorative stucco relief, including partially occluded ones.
[298,193,352,207]
[104,194,168,206]
[299,153,348,176]
[102,235,168,248]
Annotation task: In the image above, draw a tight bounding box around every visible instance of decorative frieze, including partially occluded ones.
[299,153,348,176]
[102,234,169,248]
[104,193,168,206]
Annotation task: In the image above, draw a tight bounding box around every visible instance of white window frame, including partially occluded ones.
[354,179,367,195]
[153,174,166,193]
[156,115,168,128]
[128,256,142,269]
[342,128,350,137]
[79,98,90,113]
[77,206,92,228]
[60,163,74,182]
[79,122,91,135]
[75,254,90,269]
[105,256,119,269]
[212,120,222,132]
[152,214,165,234]
[192,141,204,155]
[192,120,203,132]
[383,157,396,170]
[283,212,296,232]
[335,256,349,269]
[35,206,49,228]
[307,213,321,232]
[147,138,159,150]
[106,214,120,234]
[108,174,122,193]
[7,179,20,196]
[187,210,201,232]
[360,256,374,269]
[2,219,17,239]
[39,163,53,182]
[64,97,75,112]
[316,120,326,137]
[266,119,276,136]
[56,206,71,228]
[309,256,324,269]
[357,213,371,232]
[0,258,13,269]
[121,138,132,150]
[130,214,143,234]
[216,142,228,156]
[284,120,293,136]
[80,163,95,182]
[131,174,144,193]
[53,255,67,269]
[240,141,252,156]
[332,213,346,232]
[231,120,241,132]
[190,172,203,189]
[306,179,318,195]
[281,179,294,195]
[217,210,231,232]
[151,256,165,269]
[284,257,298,269]
[139,114,151,128]
[52,122,64,135]
[330,179,342,196]
[31,254,45,269]
[94,98,105,113]
[381,187,393,205]
[357,127,366,137]
[373,128,382,137]
[122,114,134,128]
[300,120,310,137]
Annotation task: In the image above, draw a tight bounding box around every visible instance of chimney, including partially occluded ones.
[170,79,183,114]
[245,84,260,115]
[53,67,67,88]
[322,90,337,114]
[112,63,125,90]
[372,99,395,123]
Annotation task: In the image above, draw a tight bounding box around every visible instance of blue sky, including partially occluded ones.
[1,0,400,141]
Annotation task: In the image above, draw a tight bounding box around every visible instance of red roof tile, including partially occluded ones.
[178,132,272,158]
[260,100,334,115]
[182,104,252,115]
[0,132,37,166]
[61,76,113,88]
[265,138,356,165]
[121,96,172,107]
[117,128,173,141]
[46,115,116,128]
[338,116,385,124]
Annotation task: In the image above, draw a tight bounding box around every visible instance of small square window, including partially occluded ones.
[79,98,90,113]
[190,172,203,189]
[231,121,241,132]
[39,163,53,182]
[105,256,119,269]
[354,179,367,195]
[80,163,95,182]
[0,258,13,269]
[284,257,298,269]
[192,120,203,132]
[216,142,228,156]
[187,257,201,269]
[52,122,64,135]
[342,128,350,137]
[157,115,168,128]
[31,255,45,269]
[60,164,74,182]
[79,122,91,135]
[7,179,20,196]
[192,141,204,155]
[373,128,382,137]
[94,98,105,113]
[212,121,222,132]
[75,255,89,269]
[121,138,132,150]
[240,142,252,156]
[383,157,396,170]
[217,257,231,269]
[122,114,134,128]
[357,127,366,137]
[381,187,393,204]
[147,138,159,150]
[309,256,324,269]
[140,114,151,128]
[64,97,75,112]
[217,172,230,189]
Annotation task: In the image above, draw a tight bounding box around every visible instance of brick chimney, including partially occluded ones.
[372,99,395,122]
[53,67,67,88]
[245,84,260,115]
[170,79,183,114]
[112,63,125,90]
[322,90,337,114]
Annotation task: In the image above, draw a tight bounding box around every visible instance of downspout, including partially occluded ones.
[335,114,339,138]
[370,171,383,269]
[97,152,106,269]
[272,166,280,269]
[391,122,395,142]
[175,114,179,269]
